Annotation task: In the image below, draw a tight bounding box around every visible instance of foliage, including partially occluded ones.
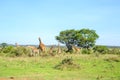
[0,46,31,57]
[0,43,8,48]
[108,48,120,55]
[1,46,14,53]
[93,45,109,54]
[56,28,99,51]
[76,29,99,48]
[56,29,76,44]
[11,47,31,57]
[54,57,80,70]
[56,29,76,51]
[82,48,93,54]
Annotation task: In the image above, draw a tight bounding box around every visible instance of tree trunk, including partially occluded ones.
[66,43,73,52]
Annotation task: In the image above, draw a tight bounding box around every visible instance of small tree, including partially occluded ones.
[0,43,8,49]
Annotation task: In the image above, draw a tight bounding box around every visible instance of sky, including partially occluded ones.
[0,0,120,46]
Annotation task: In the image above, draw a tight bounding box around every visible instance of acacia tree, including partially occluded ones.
[56,28,99,51]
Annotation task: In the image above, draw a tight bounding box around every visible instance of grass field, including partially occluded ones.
[0,54,120,80]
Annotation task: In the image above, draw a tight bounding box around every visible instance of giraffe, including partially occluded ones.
[27,46,39,56]
[38,37,46,53]
[57,42,61,54]
[48,45,55,56]
[72,45,81,54]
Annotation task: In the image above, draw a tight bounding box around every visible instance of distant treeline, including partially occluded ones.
[5,44,120,48]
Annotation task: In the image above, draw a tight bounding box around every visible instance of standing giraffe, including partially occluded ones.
[38,37,46,53]
[27,46,39,56]
[57,42,61,54]
[72,45,81,53]
[48,45,55,56]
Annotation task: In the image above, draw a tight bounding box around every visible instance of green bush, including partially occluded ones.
[93,45,109,54]
[108,48,120,55]
[1,46,14,53]
[0,46,32,57]
[82,48,92,54]
[54,57,80,70]
[11,47,31,57]
[104,57,120,62]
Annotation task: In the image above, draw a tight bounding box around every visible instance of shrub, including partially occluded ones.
[11,47,31,57]
[0,46,32,57]
[82,48,92,54]
[108,48,120,55]
[104,57,120,62]
[93,45,109,54]
[1,46,14,53]
[54,57,80,70]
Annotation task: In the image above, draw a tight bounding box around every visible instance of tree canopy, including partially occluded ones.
[56,28,99,51]
[76,29,99,48]
[0,43,8,49]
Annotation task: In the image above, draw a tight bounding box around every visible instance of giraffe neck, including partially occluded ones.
[39,37,42,44]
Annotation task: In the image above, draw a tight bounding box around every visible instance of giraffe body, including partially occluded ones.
[38,37,46,53]
[27,46,39,56]
[48,46,55,56]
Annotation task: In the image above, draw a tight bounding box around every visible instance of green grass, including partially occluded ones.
[0,54,120,80]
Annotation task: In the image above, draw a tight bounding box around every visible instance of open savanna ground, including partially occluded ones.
[0,54,120,80]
